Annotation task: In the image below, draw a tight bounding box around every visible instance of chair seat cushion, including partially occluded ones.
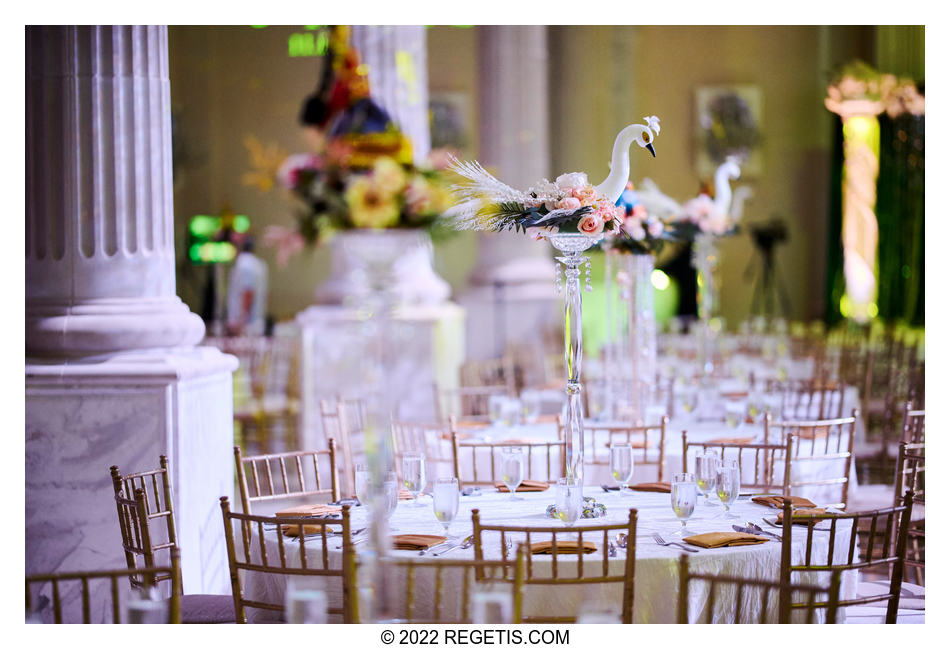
[856,579,925,610]
[181,594,236,623]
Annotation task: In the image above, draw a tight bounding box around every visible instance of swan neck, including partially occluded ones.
[594,125,648,203]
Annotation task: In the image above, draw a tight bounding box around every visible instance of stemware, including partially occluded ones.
[520,390,542,424]
[695,450,719,506]
[401,453,426,506]
[609,443,634,493]
[355,464,372,506]
[670,473,698,536]
[432,477,460,539]
[716,459,741,519]
[500,447,525,500]
[489,395,508,427]
[381,472,399,520]
[555,477,583,527]
[725,400,745,430]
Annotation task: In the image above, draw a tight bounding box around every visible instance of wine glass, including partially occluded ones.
[381,473,399,520]
[609,443,634,493]
[500,447,524,500]
[725,400,745,430]
[489,395,508,427]
[432,477,460,539]
[355,464,372,506]
[670,473,697,536]
[680,384,699,420]
[555,477,583,527]
[520,390,542,425]
[716,459,740,519]
[695,450,719,506]
[401,453,426,506]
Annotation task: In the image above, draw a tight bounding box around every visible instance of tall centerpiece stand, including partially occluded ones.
[693,232,720,378]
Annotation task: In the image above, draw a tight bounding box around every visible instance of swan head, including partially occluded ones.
[635,126,657,157]
[720,155,742,180]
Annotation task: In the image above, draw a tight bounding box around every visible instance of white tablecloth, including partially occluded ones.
[243,490,856,623]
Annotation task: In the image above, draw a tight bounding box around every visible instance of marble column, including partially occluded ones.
[457,26,559,361]
[25,26,237,609]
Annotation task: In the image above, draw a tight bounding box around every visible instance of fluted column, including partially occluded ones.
[26,26,204,357]
[458,26,558,360]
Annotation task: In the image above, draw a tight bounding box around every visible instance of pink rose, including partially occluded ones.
[578,214,605,235]
[572,186,597,206]
[647,217,664,238]
[556,196,582,211]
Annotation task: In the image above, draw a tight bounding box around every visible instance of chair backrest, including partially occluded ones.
[676,554,830,623]
[579,416,669,481]
[451,433,566,488]
[765,410,857,509]
[319,396,367,497]
[391,420,456,482]
[234,443,340,514]
[778,491,915,624]
[900,403,925,444]
[460,357,517,395]
[26,550,181,624]
[433,384,510,423]
[219,497,354,623]
[352,552,523,623]
[110,457,179,590]
[764,378,846,420]
[681,431,792,495]
[470,507,638,623]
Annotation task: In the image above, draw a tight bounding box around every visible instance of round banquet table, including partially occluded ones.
[243,489,857,623]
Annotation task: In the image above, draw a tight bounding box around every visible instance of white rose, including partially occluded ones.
[555,172,589,191]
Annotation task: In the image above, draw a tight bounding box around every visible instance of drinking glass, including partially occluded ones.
[555,477,583,527]
[725,400,745,430]
[401,453,426,506]
[670,473,698,536]
[503,398,522,427]
[489,395,508,427]
[432,477,460,538]
[521,390,542,424]
[609,443,634,492]
[381,472,398,520]
[354,464,372,506]
[716,459,740,518]
[680,384,699,419]
[126,589,168,624]
[500,447,524,500]
[695,451,719,506]
[284,584,327,624]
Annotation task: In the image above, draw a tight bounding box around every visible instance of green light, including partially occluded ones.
[250,25,268,28]
[839,295,852,317]
[867,302,879,318]
[233,215,251,233]
[651,269,671,291]
[189,214,221,237]
[288,32,328,57]
[188,243,203,263]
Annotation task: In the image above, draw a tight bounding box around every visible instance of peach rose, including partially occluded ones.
[556,196,582,211]
[572,186,597,206]
[578,214,605,235]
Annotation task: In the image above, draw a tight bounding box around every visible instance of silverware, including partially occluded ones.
[652,532,698,553]
[745,521,783,542]
[616,532,628,549]
[419,540,451,556]
[732,524,777,542]
[433,534,474,557]
[607,541,617,557]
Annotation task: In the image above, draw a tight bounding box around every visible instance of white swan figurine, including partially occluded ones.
[594,120,658,202]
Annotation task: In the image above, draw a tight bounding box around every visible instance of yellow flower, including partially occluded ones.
[344,176,401,228]
[371,157,407,195]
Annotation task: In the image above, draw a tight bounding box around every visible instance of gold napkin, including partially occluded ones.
[274,504,342,518]
[495,480,550,493]
[793,426,829,440]
[454,419,491,429]
[442,431,473,441]
[529,539,597,554]
[776,508,827,523]
[707,436,755,445]
[630,482,671,493]
[536,414,560,424]
[751,495,816,509]
[392,534,447,551]
[722,391,749,400]
[683,532,769,548]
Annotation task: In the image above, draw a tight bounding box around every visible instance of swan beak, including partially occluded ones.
[645,142,657,158]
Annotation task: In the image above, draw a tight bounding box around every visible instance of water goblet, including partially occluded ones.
[401,453,426,506]
[725,400,745,430]
[716,459,741,519]
[520,390,542,424]
[432,477,460,539]
[609,443,634,493]
[555,477,583,527]
[500,447,525,500]
[695,450,719,507]
[489,395,508,427]
[670,473,698,536]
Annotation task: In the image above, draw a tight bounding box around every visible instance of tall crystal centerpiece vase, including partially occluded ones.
[692,233,720,378]
[545,232,603,485]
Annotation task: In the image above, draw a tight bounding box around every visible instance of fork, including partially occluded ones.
[652,532,698,553]
[745,521,782,541]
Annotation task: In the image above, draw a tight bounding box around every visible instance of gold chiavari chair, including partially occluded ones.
[893,441,924,587]
[433,384,510,424]
[451,432,566,489]
[319,395,367,497]
[219,497,355,623]
[675,554,831,624]
[26,550,181,624]
[110,458,235,623]
[392,420,457,480]
[460,357,518,395]
[234,442,340,514]
[579,416,669,482]
[682,432,793,496]
[471,508,638,623]
[765,378,846,421]
[778,491,915,624]
[351,553,524,623]
[764,411,858,509]
[900,402,925,445]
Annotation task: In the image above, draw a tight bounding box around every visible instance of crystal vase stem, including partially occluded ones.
[558,249,586,484]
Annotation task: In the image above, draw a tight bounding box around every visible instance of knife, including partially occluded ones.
[732,524,780,542]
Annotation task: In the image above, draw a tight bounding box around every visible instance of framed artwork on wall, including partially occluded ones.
[694,84,763,177]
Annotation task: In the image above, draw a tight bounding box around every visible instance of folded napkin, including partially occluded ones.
[280,522,336,537]
[442,431,473,441]
[721,391,749,400]
[707,436,755,445]
[529,539,598,555]
[630,482,671,493]
[683,532,769,548]
[603,439,648,449]
[776,508,827,523]
[792,426,829,440]
[536,414,560,424]
[751,495,816,509]
[398,489,415,501]
[495,480,550,493]
[454,419,491,429]
[501,437,545,445]
[274,504,342,518]
[391,534,447,551]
